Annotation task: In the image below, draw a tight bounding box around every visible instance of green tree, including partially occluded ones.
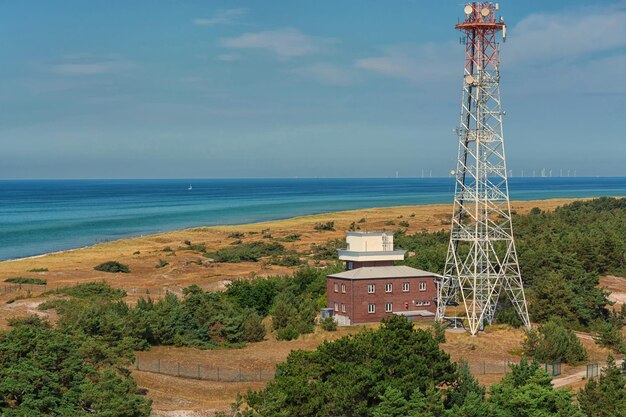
[578,356,626,417]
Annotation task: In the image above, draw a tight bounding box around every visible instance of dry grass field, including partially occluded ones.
[0,197,620,416]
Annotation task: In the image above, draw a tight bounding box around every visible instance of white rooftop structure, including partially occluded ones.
[337,231,405,263]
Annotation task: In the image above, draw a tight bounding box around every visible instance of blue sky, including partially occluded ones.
[1,0,625,179]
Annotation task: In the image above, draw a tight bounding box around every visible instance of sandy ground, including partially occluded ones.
[0,197,620,415]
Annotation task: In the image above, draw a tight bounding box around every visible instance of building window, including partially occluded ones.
[419,281,426,291]
[341,283,346,293]
[402,282,409,292]
[368,284,375,294]
[424,301,430,306]
[385,302,393,313]
[385,283,393,293]
[368,304,375,314]
[416,301,423,306]
[347,262,353,270]
[341,303,346,313]
[334,283,339,292]
[334,302,339,311]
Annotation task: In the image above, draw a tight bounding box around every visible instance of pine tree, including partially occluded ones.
[578,356,626,417]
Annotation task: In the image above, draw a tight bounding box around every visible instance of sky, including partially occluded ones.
[0,0,625,179]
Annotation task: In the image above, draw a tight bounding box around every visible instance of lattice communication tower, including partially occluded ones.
[436,2,531,335]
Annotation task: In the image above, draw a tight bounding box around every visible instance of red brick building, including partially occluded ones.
[326,232,439,325]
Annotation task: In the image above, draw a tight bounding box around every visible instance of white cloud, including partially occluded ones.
[506,3,626,65]
[193,8,248,26]
[355,43,458,86]
[219,28,335,59]
[50,56,134,76]
[291,62,356,86]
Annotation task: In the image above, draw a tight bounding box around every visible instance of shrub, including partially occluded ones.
[357,217,366,223]
[243,311,267,342]
[270,255,304,267]
[27,268,48,272]
[314,221,335,231]
[4,277,47,285]
[399,221,410,228]
[385,220,395,226]
[55,281,127,300]
[276,324,299,341]
[94,261,129,273]
[320,317,337,331]
[348,221,359,231]
[162,246,173,252]
[279,234,301,242]
[522,318,587,364]
[431,321,446,343]
[155,259,169,269]
[227,232,245,239]
[180,241,206,252]
[209,241,286,263]
[310,238,344,260]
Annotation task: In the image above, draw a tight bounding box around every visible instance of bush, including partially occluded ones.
[431,321,446,343]
[209,241,286,263]
[162,246,173,252]
[228,232,245,239]
[313,221,335,231]
[270,255,304,267]
[27,268,48,272]
[593,315,626,353]
[53,281,127,300]
[357,217,366,223]
[180,241,206,252]
[276,324,299,341]
[4,277,47,285]
[399,221,410,228]
[242,311,266,342]
[278,234,302,242]
[310,238,344,260]
[385,220,395,226]
[94,261,129,273]
[522,318,587,364]
[320,317,337,331]
[155,259,169,269]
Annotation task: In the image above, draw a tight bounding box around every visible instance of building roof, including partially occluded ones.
[327,265,438,280]
[345,231,394,237]
[394,310,436,317]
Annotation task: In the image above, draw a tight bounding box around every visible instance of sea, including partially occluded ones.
[1,177,626,261]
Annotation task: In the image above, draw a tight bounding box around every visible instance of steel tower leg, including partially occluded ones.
[436,2,530,335]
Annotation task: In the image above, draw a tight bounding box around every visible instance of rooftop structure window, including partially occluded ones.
[385,283,393,293]
[402,282,409,292]
[419,282,426,291]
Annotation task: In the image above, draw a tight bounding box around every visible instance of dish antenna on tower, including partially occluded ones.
[464,5,473,15]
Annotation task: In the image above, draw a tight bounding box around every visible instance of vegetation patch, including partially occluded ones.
[208,241,286,263]
[94,261,129,273]
[269,255,305,267]
[277,233,301,242]
[155,259,169,269]
[313,221,335,231]
[522,318,587,364]
[4,277,47,285]
[227,232,245,239]
[27,267,48,272]
[310,238,345,260]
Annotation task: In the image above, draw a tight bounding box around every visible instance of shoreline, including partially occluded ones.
[0,196,611,266]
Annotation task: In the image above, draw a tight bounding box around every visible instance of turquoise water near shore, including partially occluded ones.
[1,177,626,261]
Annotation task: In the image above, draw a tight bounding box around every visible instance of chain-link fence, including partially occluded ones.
[0,282,183,297]
[134,356,275,382]
[468,360,516,375]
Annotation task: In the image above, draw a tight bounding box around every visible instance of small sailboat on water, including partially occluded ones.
[188,184,193,191]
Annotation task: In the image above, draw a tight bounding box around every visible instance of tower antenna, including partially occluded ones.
[436,2,530,335]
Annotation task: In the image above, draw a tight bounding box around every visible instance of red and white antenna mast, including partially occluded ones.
[436,2,530,335]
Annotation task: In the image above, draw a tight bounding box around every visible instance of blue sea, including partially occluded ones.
[1,177,626,261]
